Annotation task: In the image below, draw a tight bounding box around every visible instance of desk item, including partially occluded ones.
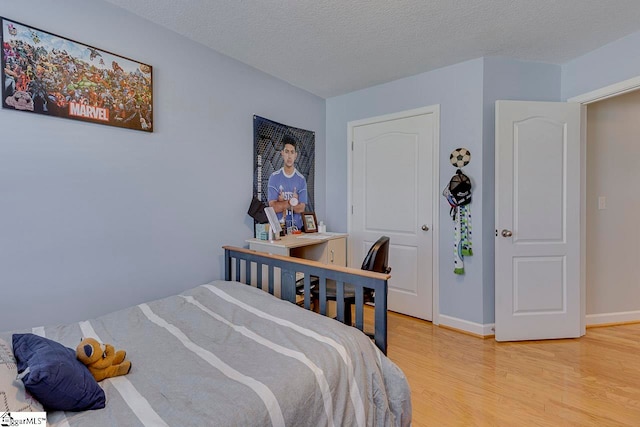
[255,223,269,240]
[285,207,298,234]
[286,199,299,233]
[302,212,318,233]
[264,206,282,240]
[318,221,326,233]
[296,234,330,240]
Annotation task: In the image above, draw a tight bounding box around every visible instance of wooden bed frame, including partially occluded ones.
[223,246,390,354]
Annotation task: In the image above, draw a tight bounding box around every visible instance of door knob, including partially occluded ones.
[501,229,513,237]
[421,225,429,231]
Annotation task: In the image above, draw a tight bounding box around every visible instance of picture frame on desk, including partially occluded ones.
[302,212,318,233]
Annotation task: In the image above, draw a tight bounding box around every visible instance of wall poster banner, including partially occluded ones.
[1,17,153,132]
[253,115,315,232]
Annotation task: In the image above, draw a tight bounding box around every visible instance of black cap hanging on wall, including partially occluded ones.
[247,196,269,224]
[447,169,472,206]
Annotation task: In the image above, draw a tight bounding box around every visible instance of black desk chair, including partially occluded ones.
[297,236,391,325]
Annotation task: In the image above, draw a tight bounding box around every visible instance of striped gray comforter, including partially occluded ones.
[6,281,411,426]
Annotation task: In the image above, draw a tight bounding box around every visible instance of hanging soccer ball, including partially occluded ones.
[450,148,471,168]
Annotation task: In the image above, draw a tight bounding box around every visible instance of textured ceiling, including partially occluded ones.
[103,0,640,98]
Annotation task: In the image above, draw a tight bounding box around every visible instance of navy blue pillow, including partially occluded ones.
[12,333,105,411]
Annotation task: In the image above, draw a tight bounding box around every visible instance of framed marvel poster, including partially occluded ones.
[1,17,153,132]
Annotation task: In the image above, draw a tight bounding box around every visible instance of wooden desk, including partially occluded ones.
[247,233,347,304]
[247,233,347,267]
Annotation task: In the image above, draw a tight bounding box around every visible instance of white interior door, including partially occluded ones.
[350,106,438,321]
[495,100,582,341]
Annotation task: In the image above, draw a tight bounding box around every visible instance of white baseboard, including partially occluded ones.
[438,314,494,337]
[436,311,640,337]
[586,310,640,326]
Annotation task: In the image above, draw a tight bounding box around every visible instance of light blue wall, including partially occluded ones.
[4,0,638,332]
[326,30,640,328]
[326,57,563,325]
[562,31,640,100]
[481,57,561,323]
[0,0,325,331]
[326,59,487,324]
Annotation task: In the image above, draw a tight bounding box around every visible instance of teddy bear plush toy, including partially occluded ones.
[76,338,132,382]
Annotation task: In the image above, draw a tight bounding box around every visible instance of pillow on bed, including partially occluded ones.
[12,333,105,411]
[0,337,44,413]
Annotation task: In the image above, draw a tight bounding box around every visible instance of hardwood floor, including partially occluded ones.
[384,312,640,426]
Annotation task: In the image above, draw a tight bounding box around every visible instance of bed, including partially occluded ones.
[0,247,411,426]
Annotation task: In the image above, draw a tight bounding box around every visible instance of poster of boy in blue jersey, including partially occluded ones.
[253,116,314,234]
[267,135,307,230]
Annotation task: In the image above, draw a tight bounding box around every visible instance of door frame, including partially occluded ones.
[346,105,441,324]
[569,74,640,330]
